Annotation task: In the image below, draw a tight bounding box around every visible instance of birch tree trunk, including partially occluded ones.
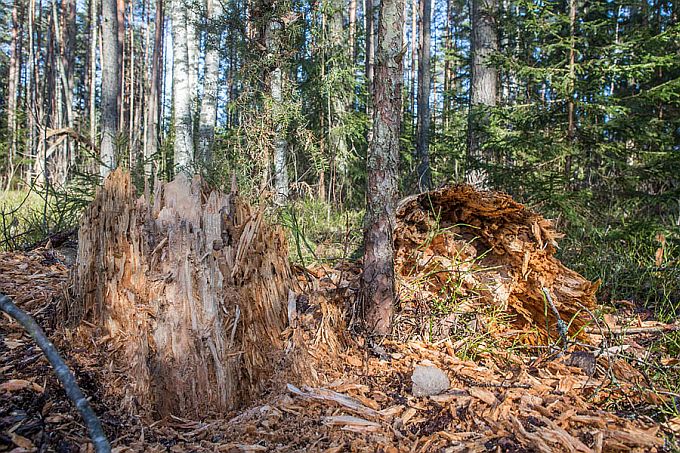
[466,0,498,188]
[415,0,432,190]
[361,0,403,335]
[198,0,224,165]
[267,19,289,204]
[172,0,195,171]
[101,0,121,177]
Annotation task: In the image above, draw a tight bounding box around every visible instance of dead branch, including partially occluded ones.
[586,323,680,335]
[0,293,111,453]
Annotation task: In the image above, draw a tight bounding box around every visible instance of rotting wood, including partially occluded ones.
[394,185,600,343]
[67,169,294,418]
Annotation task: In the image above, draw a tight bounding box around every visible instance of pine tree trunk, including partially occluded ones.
[466,0,498,187]
[101,0,121,177]
[415,0,432,191]
[198,0,224,165]
[68,170,293,418]
[361,0,403,335]
[172,0,195,171]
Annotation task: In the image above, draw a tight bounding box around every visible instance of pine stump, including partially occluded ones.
[67,170,292,418]
[395,185,600,343]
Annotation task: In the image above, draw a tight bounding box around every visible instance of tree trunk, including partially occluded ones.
[267,19,289,204]
[145,0,164,176]
[364,0,378,114]
[409,0,417,129]
[6,0,23,187]
[101,0,121,177]
[89,0,98,145]
[68,169,293,418]
[466,0,498,188]
[187,5,200,117]
[361,0,403,335]
[415,0,432,191]
[198,0,224,165]
[329,0,350,197]
[172,0,195,171]
[564,0,577,184]
[349,0,357,61]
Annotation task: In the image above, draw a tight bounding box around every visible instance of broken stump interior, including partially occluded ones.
[394,185,600,343]
[67,169,293,418]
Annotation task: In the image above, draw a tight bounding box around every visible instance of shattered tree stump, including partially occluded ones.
[395,185,600,342]
[67,170,293,418]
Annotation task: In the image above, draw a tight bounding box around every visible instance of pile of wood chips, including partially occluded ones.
[1,249,677,452]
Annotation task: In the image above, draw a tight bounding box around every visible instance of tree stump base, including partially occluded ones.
[67,170,292,418]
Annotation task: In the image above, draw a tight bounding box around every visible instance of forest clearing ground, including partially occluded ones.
[0,247,678,452]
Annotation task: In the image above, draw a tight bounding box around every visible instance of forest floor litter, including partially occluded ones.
[1,185,679,452]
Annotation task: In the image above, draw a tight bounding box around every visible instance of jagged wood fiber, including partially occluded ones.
[68,169,292,418]
[395,185,600,342]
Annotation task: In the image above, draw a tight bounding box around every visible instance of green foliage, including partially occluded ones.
[278,198,363,266]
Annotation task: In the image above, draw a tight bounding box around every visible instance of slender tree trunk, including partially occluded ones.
[349,0,357,61]
[6,0,23,187]
[466,0,498,187]
[365,0,378,113]
[564,0,577,184]
[187,5,200,117]
[409,0,417,130]
[101,0,121,177]
[198,0,224,165]
[117,0,126,129]
[415,0,432,190]
[329,0,350,197]
[145,0,164,176]
[267,19,289,203]
[443,0,452,128]
[172,0,195,171]
[361,0,403,335]
[27,0,36,183]
[89,0,99,144]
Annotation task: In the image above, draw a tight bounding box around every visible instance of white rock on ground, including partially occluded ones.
[411,365,451,397]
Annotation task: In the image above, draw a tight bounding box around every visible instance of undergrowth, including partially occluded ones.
[1,174,96,251]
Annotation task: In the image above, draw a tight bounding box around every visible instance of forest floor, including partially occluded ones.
[1,187,680,452]
[1,249,678,452]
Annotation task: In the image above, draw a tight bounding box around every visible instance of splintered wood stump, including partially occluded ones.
[395,185,600,343]
[67,170,292,418]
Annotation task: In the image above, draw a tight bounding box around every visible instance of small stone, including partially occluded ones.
[411,365,450,397]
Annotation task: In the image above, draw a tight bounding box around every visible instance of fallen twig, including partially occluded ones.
[586,324,680,335]
[0,293,111,453]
